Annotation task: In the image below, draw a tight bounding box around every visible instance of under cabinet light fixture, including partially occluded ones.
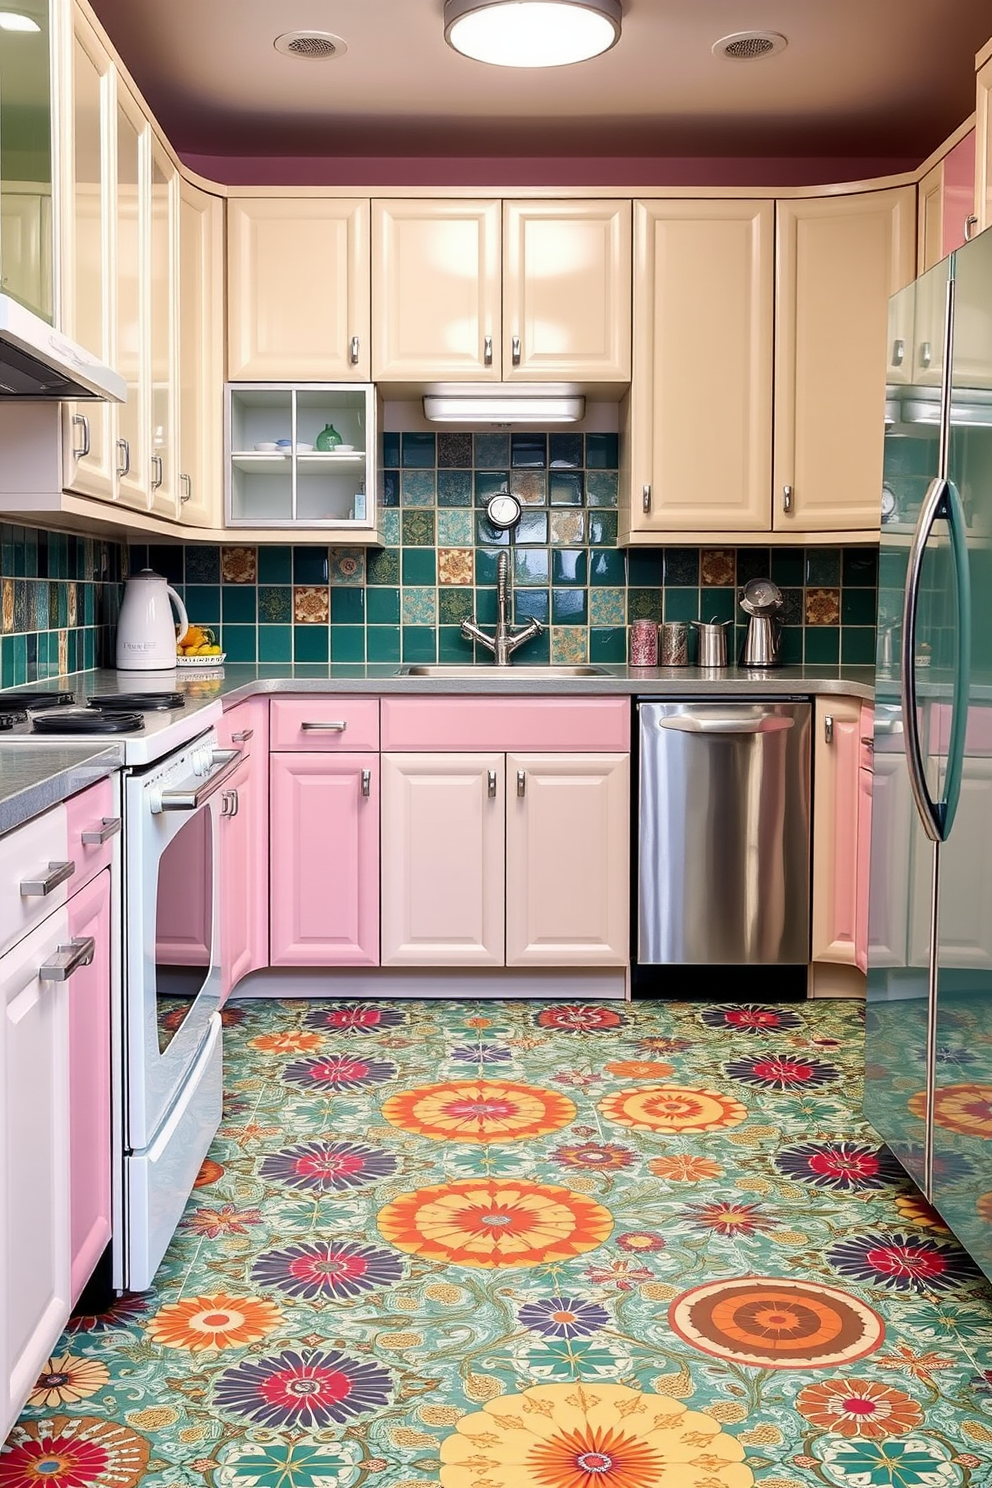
[444,0,621,68]
[0,12,40,30]
[423,387,586,423]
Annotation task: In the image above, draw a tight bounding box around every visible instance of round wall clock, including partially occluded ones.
[486,492,522,530]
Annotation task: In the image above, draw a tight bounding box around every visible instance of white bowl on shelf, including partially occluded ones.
[335,443,355,452]
[296,442,314,453]
[254,442,279,452]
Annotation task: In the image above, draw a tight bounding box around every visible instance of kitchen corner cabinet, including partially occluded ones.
[810,698,873,994]
[371,198,631,383]
[227,197,371,381]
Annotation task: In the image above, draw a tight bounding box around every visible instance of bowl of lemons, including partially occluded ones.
[176,624,226,666]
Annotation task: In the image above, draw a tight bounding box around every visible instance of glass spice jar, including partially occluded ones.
[629,618,658,666]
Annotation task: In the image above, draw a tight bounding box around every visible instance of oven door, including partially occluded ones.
[124,734,242,1152]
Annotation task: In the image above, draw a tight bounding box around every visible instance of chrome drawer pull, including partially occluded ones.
[116,437,130,477]
[891,338,905,367]
[517,769,526,797]
[511,335,521,366]
[659,715,794,735]
[642,484,651,513]
[21,860,76,896]
[151,453,163,490]
[231,728,254,743]
[40,937,95,981]
[301,721,347,732]
[488,769,497,798]
[484,335,493,366]
[72,413,90,458]
[824,714,834,744]
[180,473,192,503]
[362,769,371,798]
[782,484,793,512]
[350,335,360,365]
[81,816,121,845]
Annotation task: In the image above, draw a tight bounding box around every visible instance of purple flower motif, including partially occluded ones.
[450,1044,512,1064]
[914,1043,978,1069]
[303,1003,405,1034]
[828,1232,977,1293]
[700,1004,801,1034]
[774,1142,903,1192]
[281,1053,397,1091]
[724,1055,840,1091]
[259,1140,397,1192]
[518,1296,610,1338]
[214,1347,392,1427]
[899,1146,976,1185]
[252,1240,404,1300]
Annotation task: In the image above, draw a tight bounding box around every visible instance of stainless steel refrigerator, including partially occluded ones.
[865,225,992,1280]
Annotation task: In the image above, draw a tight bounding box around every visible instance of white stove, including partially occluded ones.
[0,678,223,765]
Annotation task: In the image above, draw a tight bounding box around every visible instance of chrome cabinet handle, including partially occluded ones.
[81,816,121,845]
[21,860,76,896]
[40,937,95,982]
[220,788,239,817]
[920,341,933,370]
[151,454,163,490]
[642,484,651,513]
[231,728,253,743]
[488,769,497,798]
[659,715,794,735]
[116,437,130,477]
[891,338,905,367]
[965,214,979,241]
[180,473,192,503]
[350,335,360,365]
[511,335,521,366]
[71,413,90,458]
[155,748,242,812]
[783,484,793,512]
[517,769,526,797]
[824,714,834,744]
[301,720,347,732]
[362,769,371,798]
[484,335,493,366]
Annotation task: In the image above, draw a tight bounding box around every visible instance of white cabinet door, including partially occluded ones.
[114,87,149,512]
[178,180,224,526]
[1,908,70,1441]
[148,136,179,520]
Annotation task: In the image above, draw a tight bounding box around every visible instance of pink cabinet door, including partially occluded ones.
[855,702,874,973]
[270,753,379,966]
[812,697,863,964]
[220,755,253,1000]
[67,869,112,1308]
[380,752,504,967]
[506,753,629,966]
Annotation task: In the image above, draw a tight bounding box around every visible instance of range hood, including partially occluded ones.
[422,383,585,424]
[0,294,124,401]
[886,383,992,429]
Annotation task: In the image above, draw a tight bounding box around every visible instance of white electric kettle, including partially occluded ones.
[115,568,189,671]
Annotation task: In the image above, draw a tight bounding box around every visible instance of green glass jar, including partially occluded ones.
[315,423,343,451]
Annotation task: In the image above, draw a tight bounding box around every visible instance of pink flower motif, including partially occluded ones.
[186,1203,263,1238]
[583,1259,655,1291]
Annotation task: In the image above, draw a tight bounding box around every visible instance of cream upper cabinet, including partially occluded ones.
[773,186,916,534]
[178,180,224,527]
[976,40,992,236]
[227,198,371,381]
[148,136,178,520]
[371,199,501,382]
[620,199,773,540]
[502,200,631,381]
[114,86,148,512]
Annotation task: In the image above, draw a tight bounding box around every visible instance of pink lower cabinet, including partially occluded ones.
[218,698,269,997]
[506,753,629,966]
[67,868,112,1307]
[811,696,873,990]
[270,752,379,965]
[380,753,505,967]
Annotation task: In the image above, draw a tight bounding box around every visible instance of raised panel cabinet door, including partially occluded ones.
[67,869,112,1308]
[227,198,371,380]
[811,697,863,965]
[917,160,945,275]
[1,908,70,1441]
[114,86,149,512]
[148,135,178,520]
[372,199,501,381]
[503,200,631,381]
[178,180,224,526]
[219,756,253,1000]
[270,753,379,967]
[773,187,916,533]
[218,699,269,980]
[380,753,504,967]
[622,200,773,538]
[856,703,874,975]
[976,48,992,236]
[505,753,629,967]
[867,748,913,969]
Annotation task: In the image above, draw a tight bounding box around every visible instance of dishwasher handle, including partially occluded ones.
[657,714,795,735]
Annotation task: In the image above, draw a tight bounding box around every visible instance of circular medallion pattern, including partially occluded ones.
[0,1417,150,1488]
[381,1080,576,1143]
[669,1277,884,1368]
[598,1084,747,1132]
[909,1083,992,1137]
[378,1178,612,1269]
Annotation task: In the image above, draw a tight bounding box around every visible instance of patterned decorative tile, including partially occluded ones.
[379,510,401,547]
[550,510,585,546]
[700,548,736,587]
[367,548,401,586]
[589,587,626,626]
[67,582,77,628]
[437,510,474,548]
[806,586,841,626]
[1,578,12,634]
[293,585,329,624]
[437,470,474,507]
[401,470,436,507]
[551,624,589,663]
[57,629,68,676]
[221,545,257,584]
[474,432,510,467]
[402,511,435,547]
[329,548,366,586]
[437,432,473,468]
[438,548,474,587]
[401,587,437,626]
[438,588,474,624]
[510,471,548,506]
[258,586,292,624]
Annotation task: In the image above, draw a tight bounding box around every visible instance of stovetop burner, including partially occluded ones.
[0,710,27,731]
[31,709,146,735]
[87,692,184,712]
[0,690,76,711]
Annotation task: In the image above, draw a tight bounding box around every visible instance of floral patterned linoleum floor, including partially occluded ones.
[6,996,992,1488]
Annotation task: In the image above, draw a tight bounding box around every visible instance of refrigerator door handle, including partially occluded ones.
[938,477,971,839]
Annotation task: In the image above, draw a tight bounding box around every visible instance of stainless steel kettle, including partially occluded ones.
[739,578,783,668]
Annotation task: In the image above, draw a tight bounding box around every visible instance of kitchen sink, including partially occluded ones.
[399,665,609,678]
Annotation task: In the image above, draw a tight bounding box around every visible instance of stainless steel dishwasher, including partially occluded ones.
[637,699,811,965]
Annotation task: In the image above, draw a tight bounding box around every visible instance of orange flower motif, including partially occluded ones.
[250,1031,325,1053]
[605,1060,675,1079]
[193,1158,224,1188]
[978,1192,992,1222]
[795,1378,923,1439]
[874,1343,957,1381]
[147,1294,282,1352]
[894,1193,948,1230]
[382,1080,576,1143]
[909,1083,992,1136]
[378,1179,611,1269]
[599,1085,747,1133]
[648,1155,723,1183]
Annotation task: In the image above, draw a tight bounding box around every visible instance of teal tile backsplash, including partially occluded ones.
[0,524,123,689]
[131,431,878,668]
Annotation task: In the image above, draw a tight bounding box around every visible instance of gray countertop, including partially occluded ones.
[0,746,122,836]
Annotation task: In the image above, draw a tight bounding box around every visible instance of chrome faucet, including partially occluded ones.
[461,550,543,666]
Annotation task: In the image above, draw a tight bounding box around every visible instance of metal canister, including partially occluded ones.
[658,621,689,666]
[692,619,730,667]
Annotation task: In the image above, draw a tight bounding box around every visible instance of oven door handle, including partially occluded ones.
[155,748,243,812]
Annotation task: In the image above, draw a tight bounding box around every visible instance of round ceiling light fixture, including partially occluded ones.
[711,31,787,61]
[273,30,347,60]
[444,0,621,68]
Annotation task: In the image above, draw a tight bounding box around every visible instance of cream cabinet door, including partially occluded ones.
[148,136,178,520]
[976,47,992,236]
[178,181,223,526]
[372,199,501,381]
[505,753,628,967]
[622,200,773,539]
[114,86,149,512]
[773,187,916,533]
[503,200,631,381]
[380,753,505,967]
[227,198,370,380]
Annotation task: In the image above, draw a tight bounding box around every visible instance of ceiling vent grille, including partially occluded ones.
[712,31,787,61]
[274,31,347,60]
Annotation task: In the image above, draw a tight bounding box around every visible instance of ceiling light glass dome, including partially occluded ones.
[444,0,621,68]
